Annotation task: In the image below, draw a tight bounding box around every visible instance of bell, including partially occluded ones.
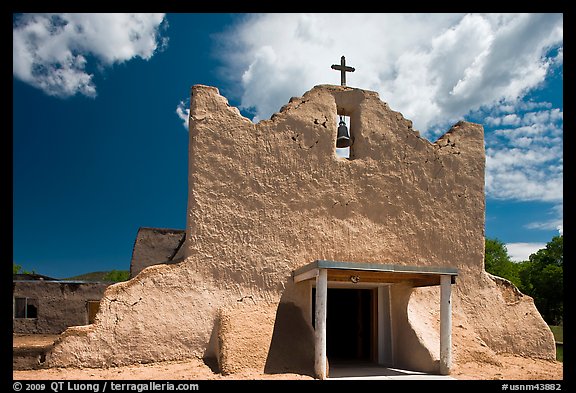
[336,117,352,148]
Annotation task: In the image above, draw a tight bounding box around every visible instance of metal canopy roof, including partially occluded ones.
[293,260,458,287]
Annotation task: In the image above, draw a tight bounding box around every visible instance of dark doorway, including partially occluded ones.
[87,300,101,324]
[313,288,376,363]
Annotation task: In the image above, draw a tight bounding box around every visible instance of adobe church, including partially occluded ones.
[46,61,555,378]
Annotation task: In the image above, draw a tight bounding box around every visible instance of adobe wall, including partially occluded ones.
[47,84,554,373]
[129,227,185,278]
[13,281,109,334]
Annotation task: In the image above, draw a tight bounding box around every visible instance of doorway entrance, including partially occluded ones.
[294,260,458,379]
[313,288,376,363]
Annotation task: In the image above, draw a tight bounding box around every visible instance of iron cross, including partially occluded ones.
[331,56,355,87]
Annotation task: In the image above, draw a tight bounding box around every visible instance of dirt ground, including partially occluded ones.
[13,334,563,381]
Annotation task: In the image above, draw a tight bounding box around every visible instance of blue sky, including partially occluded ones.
[12,13,563,278]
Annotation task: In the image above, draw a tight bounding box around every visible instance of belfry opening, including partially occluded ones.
[335,115,352,159]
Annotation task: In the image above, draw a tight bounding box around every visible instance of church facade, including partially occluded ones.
[46,84,555,378]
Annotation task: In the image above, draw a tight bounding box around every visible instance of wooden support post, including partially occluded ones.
[440,274,452,375]
[314,269,327,379]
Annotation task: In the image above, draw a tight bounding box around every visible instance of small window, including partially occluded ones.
[14,297,38,319]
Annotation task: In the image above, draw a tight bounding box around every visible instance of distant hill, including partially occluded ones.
[65,270,129,282]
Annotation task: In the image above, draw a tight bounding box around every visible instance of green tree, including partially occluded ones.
[13,262,34,275]
[484,238,521,287]
[103,270,130,282]
[519,235,563,325]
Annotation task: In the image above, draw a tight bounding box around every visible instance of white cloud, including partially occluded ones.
[13,13,167,97]
[525,218,564,232]
[506,242,546,262]
[525,203,563,235]
[176,100,189,130]
[482,102,563,234]
[484,106,563,203]
[501,114,521,126]
[215,13,562,136]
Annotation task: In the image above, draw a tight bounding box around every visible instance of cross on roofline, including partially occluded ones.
[331,56,355,87]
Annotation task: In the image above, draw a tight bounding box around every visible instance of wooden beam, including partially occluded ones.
[293,268,318,284]
[327,270,442,287]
